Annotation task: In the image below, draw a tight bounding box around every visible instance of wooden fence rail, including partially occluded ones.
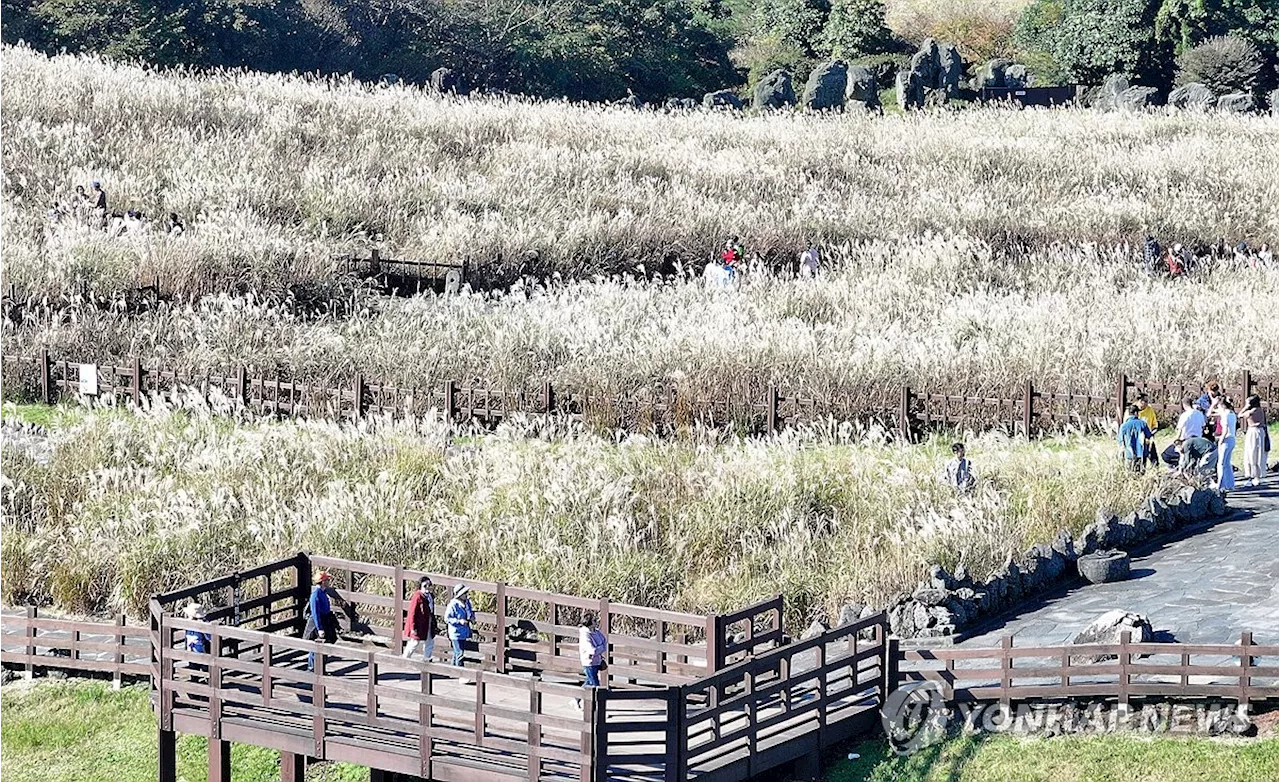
[6,349,1276,438]
[900,631,1279,707]
[0,606,150,687]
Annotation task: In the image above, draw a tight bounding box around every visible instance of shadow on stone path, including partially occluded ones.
[959,475,1279,648]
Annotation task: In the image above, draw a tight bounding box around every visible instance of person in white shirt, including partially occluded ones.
[798,245,819,278]
[1215,399,1238,491]
[943,442,975,492]
[575,614,608,707]
[1164,397,1207,467]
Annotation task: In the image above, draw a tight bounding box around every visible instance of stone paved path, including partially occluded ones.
[960,474,1278,648]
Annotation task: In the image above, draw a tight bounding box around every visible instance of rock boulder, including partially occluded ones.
[703,90,744,110]
[845,65,880,111]
[803,61,848,111]
[1218,92,1255,112]
[1071,610,1154,663]
[753,69,795,110]
[1168,82,1215,109]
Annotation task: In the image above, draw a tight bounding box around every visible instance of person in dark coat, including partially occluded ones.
[402,576,437,662]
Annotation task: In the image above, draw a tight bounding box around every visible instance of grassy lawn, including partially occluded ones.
[0,402,87,429]
[828,733,1280,782]
[0,680,365,782]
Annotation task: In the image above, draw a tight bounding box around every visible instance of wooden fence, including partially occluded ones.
[592,614,890,781]
[0,606,150,686]
[900,631,1279,707]
[7,349,1275,437]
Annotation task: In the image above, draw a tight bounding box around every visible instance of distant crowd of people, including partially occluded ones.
[1143,235,1272,277]
[940,382,1270,495]
[1117,381,1270,490]
[46,179,184,238]
[705,236,821,288]
[182,570,610,703]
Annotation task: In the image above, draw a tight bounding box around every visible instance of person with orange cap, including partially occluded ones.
[305,571,338,671]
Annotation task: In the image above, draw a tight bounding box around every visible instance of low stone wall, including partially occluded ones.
[882,483,1226,639]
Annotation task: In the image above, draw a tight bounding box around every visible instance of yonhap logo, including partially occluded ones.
[880,680,950,755]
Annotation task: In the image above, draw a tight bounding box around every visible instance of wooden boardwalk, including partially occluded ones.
[140,553,887,782]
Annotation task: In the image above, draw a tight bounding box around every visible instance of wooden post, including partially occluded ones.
[262,637,273,707]
[882,631,900,706]
[371,248,381,274]
[1117,630,1130,711]
[40,348,51,405]
[1239,631,1253,707]
[392,566,404,654]
[766,385,779,432]
[131,355,142,407]
[313,651,326,759]
[24,605,35,680]
[665,687,683,782]
[236,366,247,408]
[495,582,508,674]
[999,634,1012,709]
[208,738,231,782]
[295,553,311,636]
[419,668,433,778]
[209,628,223,739]
[113,613,125,690]
[352,372,365,421]
[1022,379,1034,438]
[599,598,611,674]
[1115,373,1128,419]
[367,651,378,721]
[159,727,178,782]
[444,381,456,423]
[543,381,554,414]
[1241,370,1253,403]
[527,678,542,780]
[899,386,912,442]
[280,752,306,782]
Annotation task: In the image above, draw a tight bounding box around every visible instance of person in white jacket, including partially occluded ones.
[578,614,608,700]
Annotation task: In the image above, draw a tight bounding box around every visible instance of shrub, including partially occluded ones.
[822,0,893,59]
[1016,0,1175,88]
[1176,35,1264,95]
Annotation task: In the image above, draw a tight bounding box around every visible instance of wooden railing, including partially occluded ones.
[900,631,1279,707]
[595,613,890,781]
[7,350,1275,437]
[155,607,597,781]
[0,606,150,686]
[308,554,726,688]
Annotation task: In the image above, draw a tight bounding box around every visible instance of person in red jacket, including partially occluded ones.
[402,576,437,662]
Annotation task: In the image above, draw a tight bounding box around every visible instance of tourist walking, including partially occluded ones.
[304,571,338,671]
[182,603,211,654]
[799,245,819,278]
[1215,399,1238,491]
[579,614,608,687]
[1240,395,1269,486]
[943,442,975,492]
[445,583,475,667]
[1134,394,1159,467]
[402,576,437,662]
[1118,405,1152,473]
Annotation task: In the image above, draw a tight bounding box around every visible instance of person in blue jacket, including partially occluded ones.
[1118,404,1153,473]
[445,583,476,667]
[304,571,338,671]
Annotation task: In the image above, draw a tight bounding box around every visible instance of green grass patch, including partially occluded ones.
[0,402,86,430]
[0,680,366,782]
[828,733,1280,782]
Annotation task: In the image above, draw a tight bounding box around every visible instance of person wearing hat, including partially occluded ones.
[444,583,475,667]
[402,576,437,662]
[304,571,338,671]
[182,603,211,654]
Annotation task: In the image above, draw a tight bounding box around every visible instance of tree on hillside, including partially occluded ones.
[1015,0,1176,88]
[821,0,891,60]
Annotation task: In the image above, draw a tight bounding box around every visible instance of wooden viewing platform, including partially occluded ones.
[146,553,887,782]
